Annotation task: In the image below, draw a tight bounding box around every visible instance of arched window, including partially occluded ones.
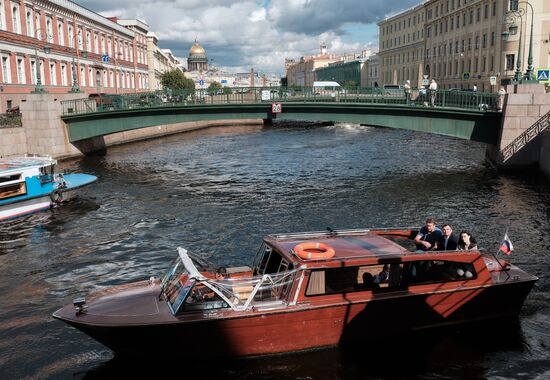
[26,10,33,36]
[94,33,98,53]
[68,26,74,48]
[58,22,64,45]
[12,6,20,34]
[80,66,86,86]
[78,29,82,49]
[0,1,5,31]
[86,31,90,51]
[46,18,53,42]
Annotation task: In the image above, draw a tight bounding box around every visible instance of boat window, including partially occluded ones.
[402,260,477,285]
[306,263,397,296]
[0,174,27,200]
[255,245,287,275]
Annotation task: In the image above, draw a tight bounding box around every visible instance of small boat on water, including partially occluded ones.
[0,155,97,221]
[53,228,538,357]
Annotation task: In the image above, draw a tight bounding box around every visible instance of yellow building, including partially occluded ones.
[378,2,427,87]
[379,0,550,91]
[285,44,342,86]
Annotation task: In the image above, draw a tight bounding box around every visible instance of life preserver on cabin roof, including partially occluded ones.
[293,242,335,260]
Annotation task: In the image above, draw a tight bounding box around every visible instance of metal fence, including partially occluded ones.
[61,87,501,116]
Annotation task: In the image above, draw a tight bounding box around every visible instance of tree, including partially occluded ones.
[160,69,195,91]
[341,80,357,89]
[208,81,223,95]
[222,86,232,95]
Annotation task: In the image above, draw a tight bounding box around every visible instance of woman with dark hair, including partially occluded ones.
[458,230,478,250]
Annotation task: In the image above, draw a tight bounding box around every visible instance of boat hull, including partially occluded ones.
[55,278,536,358]
[0,174,95,221]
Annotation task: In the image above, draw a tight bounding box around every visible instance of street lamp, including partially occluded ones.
[503,0,535,82]
[69,35,88,93]
[32,28,52,93]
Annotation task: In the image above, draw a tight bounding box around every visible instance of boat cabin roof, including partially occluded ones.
[0,156,56,175]
[264,229,412,264]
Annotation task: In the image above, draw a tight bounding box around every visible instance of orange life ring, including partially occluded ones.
[294,242,335,260]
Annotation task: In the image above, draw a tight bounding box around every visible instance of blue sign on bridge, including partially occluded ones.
[101,55,110,63]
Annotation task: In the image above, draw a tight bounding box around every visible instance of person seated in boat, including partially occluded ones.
[435,224,459,251]
[458,230,478,250]
[215,267,227,279]
[414,218,443,251]
[374,264,390,284]
[362,272,379,290]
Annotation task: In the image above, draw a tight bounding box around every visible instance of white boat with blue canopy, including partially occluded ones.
[0,155,97,221]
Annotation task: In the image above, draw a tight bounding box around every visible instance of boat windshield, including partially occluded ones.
[162,247,300,314]
[160,254,196,314]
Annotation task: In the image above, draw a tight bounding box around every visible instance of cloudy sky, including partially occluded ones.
[78,0,418,75]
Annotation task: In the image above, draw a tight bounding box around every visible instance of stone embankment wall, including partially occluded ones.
[489,84,550,169]
[0,93,262,159]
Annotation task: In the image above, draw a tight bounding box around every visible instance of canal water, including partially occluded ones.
[0,124,549,379]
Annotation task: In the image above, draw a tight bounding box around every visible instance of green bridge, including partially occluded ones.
[61,87,503,153]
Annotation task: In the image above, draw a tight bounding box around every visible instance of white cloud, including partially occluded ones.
[76,0,418,75]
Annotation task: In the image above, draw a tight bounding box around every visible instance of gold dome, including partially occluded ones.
[189,42,205,55]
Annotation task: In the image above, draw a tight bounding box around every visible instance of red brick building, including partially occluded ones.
[0,0,149,102]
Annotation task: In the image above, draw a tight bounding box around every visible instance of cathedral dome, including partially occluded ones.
[189,42,206,57]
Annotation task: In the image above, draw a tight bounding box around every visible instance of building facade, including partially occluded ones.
[285,44,342,86]
[378,2,427,87]
[315,60,367,86]
[365,54,380,87]
[379,0,550,91]
[0,0,150,100]
[146,31,181,90]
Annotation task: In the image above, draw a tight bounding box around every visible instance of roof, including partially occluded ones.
[0,156,56,175]
[265,229,411,263]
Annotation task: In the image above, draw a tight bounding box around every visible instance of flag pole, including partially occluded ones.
[492,229,508,270]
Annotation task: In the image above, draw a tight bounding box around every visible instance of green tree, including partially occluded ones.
[223,86,232,95]
[208,81,223,95]
[160,69,195,91]
[341,80,357,89]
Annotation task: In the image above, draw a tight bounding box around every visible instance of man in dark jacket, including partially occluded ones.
[435,224,459,251]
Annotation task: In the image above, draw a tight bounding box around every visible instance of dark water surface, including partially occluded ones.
[1,124,549,379]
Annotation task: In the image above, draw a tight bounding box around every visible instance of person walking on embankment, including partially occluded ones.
[429,79,438,107]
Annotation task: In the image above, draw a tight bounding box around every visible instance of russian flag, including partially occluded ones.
[500,233,514,255]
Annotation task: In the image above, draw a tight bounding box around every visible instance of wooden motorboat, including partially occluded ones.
[53,228,538,357]
[0,155,97,221]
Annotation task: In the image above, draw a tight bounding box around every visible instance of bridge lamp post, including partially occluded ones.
[32,28,52,93]
[502,0,535,82]
[69,35,88,93]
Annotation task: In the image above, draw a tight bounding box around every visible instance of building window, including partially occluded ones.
[68,26,74,48]
[510,0,518,11]
[94,34,99,54]
[475,35,479,49]
[1,55,11,83]
[86,31,91,51]
[484,4,489,18]
[26,10,33,37]
[491,32,495,46]
[492,1,497,16]
[16,57,24,84]
[58,22,64,45]
[506,54,515,70]
[46,18,53,42]
[12,5,20,34]
[0,1,5,31]
[30,60,36,84]
[49,63,56,85]
[482,34,486,48]
[80,66,85,86]
[61,64,67,86]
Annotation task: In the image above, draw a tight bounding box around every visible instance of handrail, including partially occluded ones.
[500,109,550,162]
[60,87,500,116]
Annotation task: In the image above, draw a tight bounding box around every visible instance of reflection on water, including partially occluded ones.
[0,124,549,379]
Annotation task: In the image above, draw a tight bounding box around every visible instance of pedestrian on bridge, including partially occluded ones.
[429,79,438,107]
[404,80,412,104]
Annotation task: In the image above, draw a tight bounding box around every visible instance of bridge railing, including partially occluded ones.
[61,87,500,116]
